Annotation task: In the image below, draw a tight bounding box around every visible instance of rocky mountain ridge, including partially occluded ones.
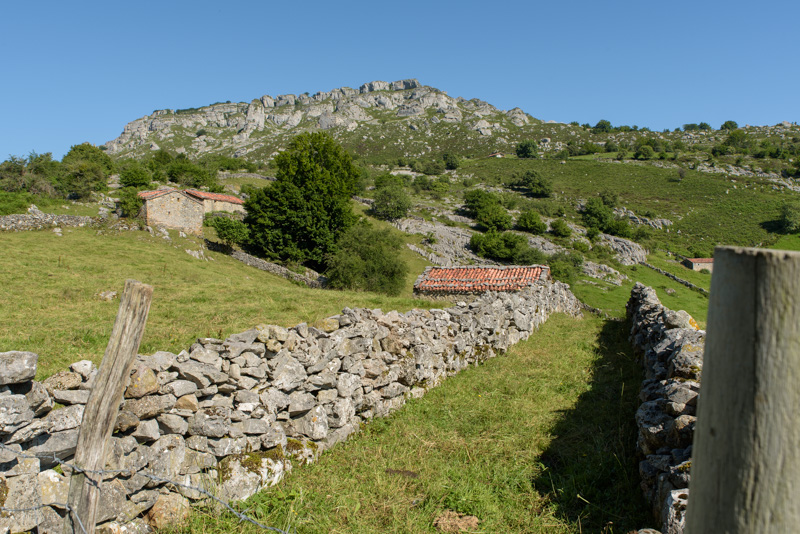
[104,79,536,161]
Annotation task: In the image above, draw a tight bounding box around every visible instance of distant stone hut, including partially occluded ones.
[138,189,204,234]
[184,189,245,216]
[414,265,551,300]
[137,189,246,234]
[682,258,714,273]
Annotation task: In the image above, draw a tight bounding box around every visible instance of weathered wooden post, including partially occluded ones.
[64,280,153,534]
[686,247,800,532]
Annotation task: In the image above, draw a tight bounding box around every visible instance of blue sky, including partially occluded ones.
[1,0,797,159]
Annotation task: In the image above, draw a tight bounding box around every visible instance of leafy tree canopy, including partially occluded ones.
[522,170,552,198]
[244,132,359,269]
[62,143,115,175]
[371,182,411,220]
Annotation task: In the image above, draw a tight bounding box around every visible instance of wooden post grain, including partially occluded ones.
[686,247,800,532]
[64,280,153,534]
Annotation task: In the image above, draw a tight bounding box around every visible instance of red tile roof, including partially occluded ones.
[184,189,244,205]
[414,265,549,294]
[688,258,714,263]
[137,188,243,205]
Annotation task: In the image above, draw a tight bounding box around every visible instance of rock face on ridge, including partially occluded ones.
[103,79,538,160]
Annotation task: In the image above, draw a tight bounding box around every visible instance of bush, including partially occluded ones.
[516,210,547,234]
[780,201,800,233]
[515,140,539,159]
[371,183,411,220]
[463,190,500,218]
[550,219,572,237]
[208,216,249,248]
[325,222,408,296]
[120,164,152,189]
[634,145,655,160]
[599,189,618,208]
[117,187,143,218]
[469,231,543,264]
[476,203,513,231]
[581,198,612,231]
[522,170,552,198]
[548,252,583,284]
[720,120,738,131]
[442,152,459,170]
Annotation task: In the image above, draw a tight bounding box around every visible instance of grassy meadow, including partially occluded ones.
[0,224,437,378]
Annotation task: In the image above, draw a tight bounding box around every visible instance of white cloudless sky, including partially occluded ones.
[1,0,797,159]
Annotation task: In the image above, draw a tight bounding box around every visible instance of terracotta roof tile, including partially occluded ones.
[184,189,244,205]
[688,258,714,263]
[138,188,244,205]
[415,265,549,294]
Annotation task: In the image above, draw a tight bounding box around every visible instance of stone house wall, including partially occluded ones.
[0,281,583,533]
[142,192,204,235]
[202,199,246,216]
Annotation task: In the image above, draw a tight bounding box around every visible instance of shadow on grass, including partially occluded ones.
[759,218,785,234]
[532,318,655,533]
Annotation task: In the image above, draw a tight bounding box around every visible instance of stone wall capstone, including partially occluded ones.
[628,283,704,534]
[0,281,582,533]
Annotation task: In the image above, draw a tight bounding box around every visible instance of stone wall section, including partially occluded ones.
[0,206,95,232]
[628,283,704,534]
[0,282,582,533]
[638,263,709,296]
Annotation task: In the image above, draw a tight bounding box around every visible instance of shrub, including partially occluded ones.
[548,251,583,284]
[476,203,513,231]
[516,210,547,234]
[117,187,143,218]
[572,240,590,253]
[515,140,539,159]
[442,152,459,170]
[119,164,152,189]
[720,120,739,131]
[550,219,572,237]
[325,222,408,296]
[371,183,412,220]
[581,198,613,231]
[463,189,500,218]
[780,201,800,233]
[634,145,655,160]
[522,170,552,198]
[208,216,249,248]
[469,231,542,264]
[599,189,618,208]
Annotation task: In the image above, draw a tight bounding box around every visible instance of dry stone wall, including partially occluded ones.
[0,282,582,533]
[0,206,95,232]
[628,283,704,534]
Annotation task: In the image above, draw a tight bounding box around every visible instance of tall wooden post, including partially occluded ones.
[64,280,153,534]
[686,247,800,532]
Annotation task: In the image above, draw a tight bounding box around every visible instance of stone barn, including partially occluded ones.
[137,189,204,234]
[413,265,551,300]
[682,258,714,273]
[184,189,246,216]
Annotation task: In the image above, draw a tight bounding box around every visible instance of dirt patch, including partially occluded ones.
[434,510,480,532]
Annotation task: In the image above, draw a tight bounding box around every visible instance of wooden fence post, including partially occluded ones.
[64,280,153,534]
[686,247,800,532]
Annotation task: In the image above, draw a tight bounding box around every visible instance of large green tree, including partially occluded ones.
[244,132,360,268]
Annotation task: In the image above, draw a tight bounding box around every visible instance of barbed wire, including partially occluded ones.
[0,443,294,534]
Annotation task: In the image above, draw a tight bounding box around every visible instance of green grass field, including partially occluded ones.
[1,224,437,378]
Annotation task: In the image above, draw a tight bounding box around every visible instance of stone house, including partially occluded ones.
[413,265,551,299]
[137,189,204,234]
[184,189,246,216]
[682,258,714,273]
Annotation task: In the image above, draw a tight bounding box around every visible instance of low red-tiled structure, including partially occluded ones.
[414,265,551,297]
[184,189,245,215]
[137,189,204,234]
[682,258,714,273]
